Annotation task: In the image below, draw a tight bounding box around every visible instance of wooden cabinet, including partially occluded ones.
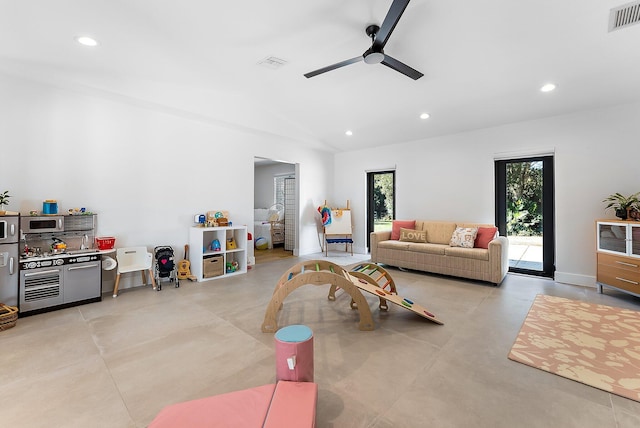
[189,225,247,282]
[596,220,640,296]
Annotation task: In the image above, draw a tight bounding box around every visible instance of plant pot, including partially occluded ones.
[615,208,628,220]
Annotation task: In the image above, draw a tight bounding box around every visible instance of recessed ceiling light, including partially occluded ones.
[345,130,353,136]
[540,83,556,93]
[75,36,99,47]
[420,113,430,120]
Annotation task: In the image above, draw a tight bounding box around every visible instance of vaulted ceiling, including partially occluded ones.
[1,0,639,153]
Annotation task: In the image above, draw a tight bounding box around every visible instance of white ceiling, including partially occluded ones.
[2,0,639,153]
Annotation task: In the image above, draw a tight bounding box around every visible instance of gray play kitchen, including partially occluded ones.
[19,211,103,314]
[0,214,19,307]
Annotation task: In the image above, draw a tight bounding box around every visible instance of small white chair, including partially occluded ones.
[113,246,156,297]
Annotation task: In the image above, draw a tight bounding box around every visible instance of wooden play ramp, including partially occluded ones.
[345,264,444,325]
[262,261,443,333]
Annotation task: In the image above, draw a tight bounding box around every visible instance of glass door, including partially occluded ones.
[495,156,555,277]
[366,171,395,250]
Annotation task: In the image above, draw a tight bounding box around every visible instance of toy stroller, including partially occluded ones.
[154,246,179,290]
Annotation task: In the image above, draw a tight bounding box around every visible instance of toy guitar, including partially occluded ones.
[177,244,196,281]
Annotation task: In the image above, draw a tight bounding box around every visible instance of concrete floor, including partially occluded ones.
[3,253,640,427]
[509,235,543,271]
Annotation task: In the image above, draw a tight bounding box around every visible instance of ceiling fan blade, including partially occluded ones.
[373,0,411,50]
[381,55,423,80]
[304,56,363,78]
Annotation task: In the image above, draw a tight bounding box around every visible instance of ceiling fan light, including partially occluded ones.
[420,113,430,120]
[364,52,385,64]
[345,130,353,136]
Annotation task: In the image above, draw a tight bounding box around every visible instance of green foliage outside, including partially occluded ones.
[506,161,542,236]
[373,173,394,222]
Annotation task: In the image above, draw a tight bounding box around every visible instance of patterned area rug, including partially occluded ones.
[509,294,640,402]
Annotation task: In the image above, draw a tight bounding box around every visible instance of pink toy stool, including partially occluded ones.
[275,324,314,382]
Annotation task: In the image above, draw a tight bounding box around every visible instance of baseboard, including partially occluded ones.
[554,271,597,288]
[298,245,368,257]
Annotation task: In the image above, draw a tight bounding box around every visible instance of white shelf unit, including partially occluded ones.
[189,225,248,282]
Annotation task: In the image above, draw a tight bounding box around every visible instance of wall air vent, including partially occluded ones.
[609,1,640,32]
[258,56,288,69]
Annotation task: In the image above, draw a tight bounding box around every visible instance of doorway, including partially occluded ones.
[495,156,555,277]
[253,158,298,264]
[366,170,395,250]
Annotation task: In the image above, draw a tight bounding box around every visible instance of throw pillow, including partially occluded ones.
[474,226,498,249]
[399,228,427,243]
[391,220,416,240]
[450,227,478,248]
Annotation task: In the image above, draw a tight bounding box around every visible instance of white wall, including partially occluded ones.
[334,101,640,287]
[0,73,333,291]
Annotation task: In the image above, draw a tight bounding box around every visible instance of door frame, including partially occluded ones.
[366,170,396,250]
[495,155,555,277]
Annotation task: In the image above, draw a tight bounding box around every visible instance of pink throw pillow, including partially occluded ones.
[391,220,416,240]
[474,227,498,249]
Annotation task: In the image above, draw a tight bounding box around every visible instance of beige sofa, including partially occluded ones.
[370,220,509,285]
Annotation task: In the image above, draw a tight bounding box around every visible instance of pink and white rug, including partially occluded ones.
[509,294,640,402]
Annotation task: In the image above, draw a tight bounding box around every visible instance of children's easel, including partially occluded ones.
[320,200,353,256]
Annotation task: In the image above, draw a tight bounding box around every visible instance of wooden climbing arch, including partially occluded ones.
[261,260,375,333]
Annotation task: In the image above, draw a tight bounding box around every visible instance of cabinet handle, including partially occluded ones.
[9,257,14,275]
[24,269,60,277]
[615,277,639,285]
[68,263,99,271]
[615,261,638,268]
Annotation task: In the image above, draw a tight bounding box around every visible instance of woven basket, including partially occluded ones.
[0,303,18,331]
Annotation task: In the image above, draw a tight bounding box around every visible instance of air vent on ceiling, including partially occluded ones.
[609,1,640,32]
[258,56,288,69]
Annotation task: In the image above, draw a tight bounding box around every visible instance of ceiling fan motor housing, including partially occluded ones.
[364,25,384,64]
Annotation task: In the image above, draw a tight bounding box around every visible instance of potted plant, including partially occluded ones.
[602,192,640,220]
[0,190,10,214]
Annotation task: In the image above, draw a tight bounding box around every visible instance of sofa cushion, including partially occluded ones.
[399,228,427,243]
[379,240,412,251]
[391,220,416,240]
[449,227,478,248]
[444,246,490,261]
[407,242,447,255]
[474,226,498,249]
[416,221,457,245]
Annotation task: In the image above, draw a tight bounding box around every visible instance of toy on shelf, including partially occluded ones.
[226,261,239,273]
[210,239,221,251]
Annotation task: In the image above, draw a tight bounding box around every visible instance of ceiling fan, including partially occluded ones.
[304,0,423,80]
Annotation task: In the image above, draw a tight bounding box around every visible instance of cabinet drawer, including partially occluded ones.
[597,268,640,294]
[597,252,640,274]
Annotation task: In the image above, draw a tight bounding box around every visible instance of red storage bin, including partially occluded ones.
[95,237,116,250]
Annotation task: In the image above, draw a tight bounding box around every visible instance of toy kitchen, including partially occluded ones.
[18,207,105,315]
